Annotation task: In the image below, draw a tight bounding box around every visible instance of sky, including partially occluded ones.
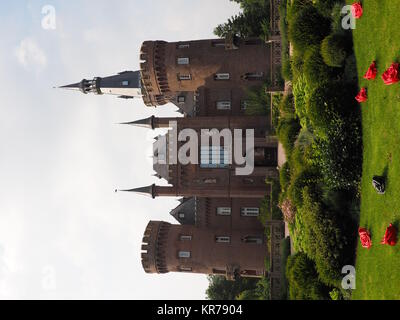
[0,0,241,299]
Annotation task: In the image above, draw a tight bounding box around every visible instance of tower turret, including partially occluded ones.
[141,220,268,278]
[60,70,142,99]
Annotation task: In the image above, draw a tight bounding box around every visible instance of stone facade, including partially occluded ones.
[61,34,284,280]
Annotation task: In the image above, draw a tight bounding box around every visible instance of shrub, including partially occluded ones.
[306,81,359,138]
[303,46,337,86]
[277,117,301,158]
[299,187,356,286]
[281,55,292,80]
[321,33,352,67]
[279,162,291,192]
[286,252,331,300]
[290,50,305,81]
[287,167,320,208]
[312,120,362,189]
[279,94,295,117]
[314,0,344,17]
[244,85,269,116]
[291,74,312,129]
[288,5,331,54]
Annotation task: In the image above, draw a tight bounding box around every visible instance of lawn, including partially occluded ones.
[348,0,400,300]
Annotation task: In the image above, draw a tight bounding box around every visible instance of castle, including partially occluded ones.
[61,35,285,281]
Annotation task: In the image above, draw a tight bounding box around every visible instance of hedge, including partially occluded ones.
[288,5,331,54]
[321,33,352,67]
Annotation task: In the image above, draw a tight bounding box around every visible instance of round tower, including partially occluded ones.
[139,38,271,107]
[141,221,268,279]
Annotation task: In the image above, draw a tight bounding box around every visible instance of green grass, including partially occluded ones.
[347,0,400,300]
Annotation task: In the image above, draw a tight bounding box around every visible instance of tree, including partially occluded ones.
[214,0,270,38]
[206,275,258,300]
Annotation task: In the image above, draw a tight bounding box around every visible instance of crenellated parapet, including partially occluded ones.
[141,221,172,274]
[140,41,171,106]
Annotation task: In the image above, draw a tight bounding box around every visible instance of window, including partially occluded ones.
[242,236,263,244]
[212,40,225,47]
[212,269,226,275]
[203,178,217,184]
[178,213,185,219]
[200,146,230,168]
[178,251,191,258]
[178,74,192,81]
[179,266,192,272]
[241,100,249,110]
[241,207,260,217]
[177,96,186,103]
[214,73,230,80]
[177,57,189,65]
[180,235,192,241]
[215,236,231,243]
[245,39,262,45]
[217,207,231,216]
[177,43,190,49]
[122,80,129,86]
[242,72,264,80]
[216,101,231,110]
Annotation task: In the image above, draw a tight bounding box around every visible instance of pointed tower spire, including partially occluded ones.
[115,184,156,198]
[119,116,155,129]
[59,71,142,98]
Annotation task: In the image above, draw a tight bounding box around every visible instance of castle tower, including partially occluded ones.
[139,38,272,111]
[141,221,267,279]
[60,70,142,99]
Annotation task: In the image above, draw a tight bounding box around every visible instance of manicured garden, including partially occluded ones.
[345,0,400,300]
[279,0,362,299]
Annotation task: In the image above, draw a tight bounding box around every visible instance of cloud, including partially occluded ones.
[15,38,47,70]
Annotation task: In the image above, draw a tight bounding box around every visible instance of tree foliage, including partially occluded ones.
[206,275,258,300]
[214,0,270,38]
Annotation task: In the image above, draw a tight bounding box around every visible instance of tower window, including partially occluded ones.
[216,207,231,216]
[177,57,190,65]
[214,73,230,80]
[215,236,231,243]
[180,235,192,241]
[179,266,192,272]
[177,43,190,49]
[245,39,262,45]
[177,95,186,103]
[212,40,225,47]
[241,207,260,217]
[178,251,191,258]
[178,74,192,81]
[242,236,263,244]
[242,72,264,80]
[216,101,231,110]
[241,100,249,110]
[212,268,226,275]
[178,213,185,219]
[200,146,230,168]
[122,80,129,86]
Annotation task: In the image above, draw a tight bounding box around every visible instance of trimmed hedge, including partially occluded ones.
[286,252,331,300]
[287,167,320,208]
[321,33,352,67]
[306,81,359,138]
[279,162,291,193]
[299,187,356,286]
[277,117,301,159]
[303,46,336,86]
[288,5,331,54]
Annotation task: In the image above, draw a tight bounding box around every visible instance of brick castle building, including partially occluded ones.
[61,35,284,280]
